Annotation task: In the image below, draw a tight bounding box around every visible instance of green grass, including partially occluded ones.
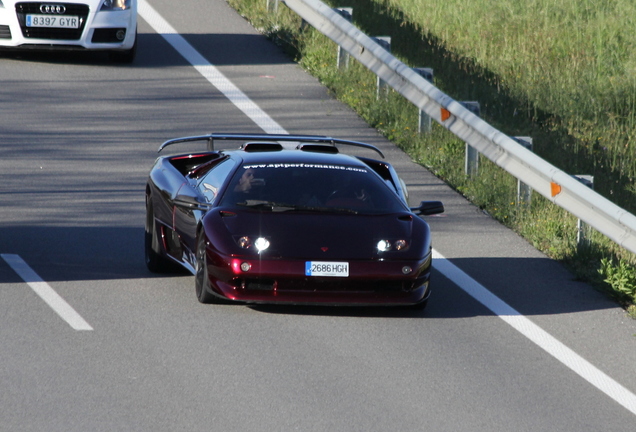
[227,0,636,315]
[380,0,636,197]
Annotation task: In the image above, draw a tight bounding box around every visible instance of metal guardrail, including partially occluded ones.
[283,0,636,255]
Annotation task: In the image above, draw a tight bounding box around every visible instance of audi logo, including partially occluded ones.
[40,4,66,14]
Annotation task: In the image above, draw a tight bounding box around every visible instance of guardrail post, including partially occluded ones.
[372,37,391,99]
[573,175,594,248]
[267,0,279,14]
[512,137,533,205]
[461,102,481,176]
[413,68,434,133]
[334,8,353,70]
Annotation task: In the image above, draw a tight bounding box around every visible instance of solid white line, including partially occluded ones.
[2,254,93,331]
[138,0,636,416]
[432,249,636,416]
[137,0,287,135]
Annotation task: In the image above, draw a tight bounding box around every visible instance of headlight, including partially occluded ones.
[254,237,270,253]
[394,239,408,250]
[236,236,270,253]
[377,240,391,252]
[237,236,251,249]
[377,239,409,252]
[100,0,131,11]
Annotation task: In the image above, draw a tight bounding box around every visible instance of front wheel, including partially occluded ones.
[195,234,219,304]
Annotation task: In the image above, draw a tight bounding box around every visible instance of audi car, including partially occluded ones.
[145,133,444,308]
[0,0,137,62]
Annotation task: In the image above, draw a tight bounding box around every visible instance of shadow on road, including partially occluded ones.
[0,225,617,319]
[0,33,293,67]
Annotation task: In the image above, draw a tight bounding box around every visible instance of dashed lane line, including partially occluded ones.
[138,0,286,135]
[2,254,93,331]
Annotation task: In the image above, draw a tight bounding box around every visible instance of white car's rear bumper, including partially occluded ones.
[0,1,136,51]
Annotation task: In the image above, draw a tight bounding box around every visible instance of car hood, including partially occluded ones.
[205,208,430,260]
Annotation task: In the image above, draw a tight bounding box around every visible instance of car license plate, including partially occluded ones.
[305,261,349,277]
[26,15,80,29]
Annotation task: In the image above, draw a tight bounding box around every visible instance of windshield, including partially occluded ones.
[219,162,407,214]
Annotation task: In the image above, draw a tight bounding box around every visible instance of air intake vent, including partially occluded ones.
[242,142,283,152]
[297,144,339,154]
[92,28,126,43]
[0,25,11,39]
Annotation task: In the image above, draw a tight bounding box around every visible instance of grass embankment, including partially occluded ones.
[228,0,636,314]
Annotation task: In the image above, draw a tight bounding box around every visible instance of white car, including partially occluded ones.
[0,0,137,62]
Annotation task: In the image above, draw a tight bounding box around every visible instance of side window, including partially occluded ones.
[198,159,237,203]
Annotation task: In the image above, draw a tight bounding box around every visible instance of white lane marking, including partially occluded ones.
[2,254,93,331]
[433,249,636,416]
[138,1,636,416]
[137,0,286,135]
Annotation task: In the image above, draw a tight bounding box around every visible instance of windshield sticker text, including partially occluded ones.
[242,163,367,173]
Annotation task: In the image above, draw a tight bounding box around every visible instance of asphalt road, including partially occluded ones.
[1,0,636,430]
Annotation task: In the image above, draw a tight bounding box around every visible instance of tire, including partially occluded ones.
[195,233,219,304]
[145,196,179,273]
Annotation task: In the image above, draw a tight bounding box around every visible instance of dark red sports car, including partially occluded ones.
[145,133,444,307]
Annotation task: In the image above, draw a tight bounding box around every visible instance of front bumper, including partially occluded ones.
[0,2,136,50]
[205,250,433,306]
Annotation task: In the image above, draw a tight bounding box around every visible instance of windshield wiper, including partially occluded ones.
[236,200,358,214]
[299,205,358,214]
[236,200,296,212]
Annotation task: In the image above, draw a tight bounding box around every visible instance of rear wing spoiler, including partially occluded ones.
[158,133,385,159]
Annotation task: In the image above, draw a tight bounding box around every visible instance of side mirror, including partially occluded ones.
[411,200,444,216]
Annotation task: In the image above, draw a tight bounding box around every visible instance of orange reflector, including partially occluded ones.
[551,182,562,197]
[440,108,451,122]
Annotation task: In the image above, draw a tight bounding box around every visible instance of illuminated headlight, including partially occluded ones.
[377,240,391,252]
[377,239,409,252]
[236,236,270,253]
[254,237,270,252]
[100,0,131,11]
